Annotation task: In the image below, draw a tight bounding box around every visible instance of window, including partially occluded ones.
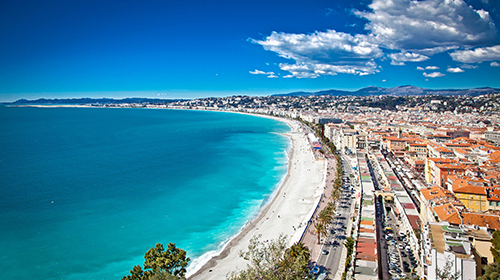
[491,201,494,206]
[497,202,500,207]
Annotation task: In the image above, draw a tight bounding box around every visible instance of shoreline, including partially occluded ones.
[8,105,325,279]
[188,116,326,279]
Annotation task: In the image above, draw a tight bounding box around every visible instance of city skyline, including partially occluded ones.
[1,0,500,102]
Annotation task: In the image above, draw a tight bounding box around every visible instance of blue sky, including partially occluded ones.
[1,0,500,101]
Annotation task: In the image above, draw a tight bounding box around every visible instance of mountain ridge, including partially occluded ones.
[3,86,500,105]
[274,86,500,97]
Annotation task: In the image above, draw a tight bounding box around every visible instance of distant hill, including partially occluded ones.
[7,97,185,105]
[274,86,500,97]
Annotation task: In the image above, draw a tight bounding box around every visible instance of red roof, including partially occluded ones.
[407,215,421,230]
[402,203,416,209]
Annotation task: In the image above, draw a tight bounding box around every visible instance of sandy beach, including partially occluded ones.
[188,117,326,279]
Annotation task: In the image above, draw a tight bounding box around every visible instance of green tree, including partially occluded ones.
[490,230,500,263]
[284,242,311,276]
[122,243,190,280]
[144,243,190,277]
[314,222,327,244]
[477,262,500,280]
[318,207,334,225]
[227,234,310,280]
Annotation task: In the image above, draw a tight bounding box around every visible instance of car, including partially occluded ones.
[317,272,329,280]
[400,251,407,257]
[398,244,404,250]
[311,266,320,275]
[403,261,409,267]
[322,249,329,255]
[404,267,411,272]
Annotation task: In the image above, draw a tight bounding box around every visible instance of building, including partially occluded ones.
[485,130,500,146]
[486,188,500,211]
[446,130,471,139]
[450,178,488,212]
[421,222,476,280]
[408,143,428,159]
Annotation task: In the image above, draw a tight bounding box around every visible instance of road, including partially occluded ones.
[313,153,357,279]
[369,152,419,280]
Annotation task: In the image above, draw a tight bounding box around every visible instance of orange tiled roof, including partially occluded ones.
[421,186,448,201]
[461,212,500,231]
[488,188,500,202]
[410,143,427,147]
[452,178,486,195]
[433,203,461,224]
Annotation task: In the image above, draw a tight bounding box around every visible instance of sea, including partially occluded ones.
[0,106,291,280]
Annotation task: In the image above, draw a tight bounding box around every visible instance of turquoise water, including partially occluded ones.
[0,107,290,280]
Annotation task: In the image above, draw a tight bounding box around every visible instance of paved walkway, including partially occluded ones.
[300,156,338,266]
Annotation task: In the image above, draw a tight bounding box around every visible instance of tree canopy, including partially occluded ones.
[122,243,190,280]
[490,230,500,263]
[477,262,500,280]
[226,234,310,280]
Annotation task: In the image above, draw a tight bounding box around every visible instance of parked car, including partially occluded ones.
[311,266,320,275]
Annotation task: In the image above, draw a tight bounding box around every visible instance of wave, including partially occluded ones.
[186,133,292,278]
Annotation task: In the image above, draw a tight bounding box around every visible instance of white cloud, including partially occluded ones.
[267,74,278,78]
[450,45,500,63]
[447,67,464,73]
[425,66,439,70]
[382,79,387,82]
[355,0,497,54]
[249,69,274,75]
[251,30,383,78]
[278,61,379,78]
[416,66,425,70]
[491,62,500,67]
[388,52,429,65]
[250,0,498,77]
[460,64,478,69]
[423,72,445,78]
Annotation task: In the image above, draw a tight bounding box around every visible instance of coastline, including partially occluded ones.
[188,116,326,279]
[8,105,325,279]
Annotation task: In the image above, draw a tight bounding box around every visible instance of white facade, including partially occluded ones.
[422,222,476,280]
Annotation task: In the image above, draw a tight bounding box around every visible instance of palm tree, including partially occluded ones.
[327,201,336,213]
[285,242,310,262]
[318,209,332,225]
[314,222,327,244]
